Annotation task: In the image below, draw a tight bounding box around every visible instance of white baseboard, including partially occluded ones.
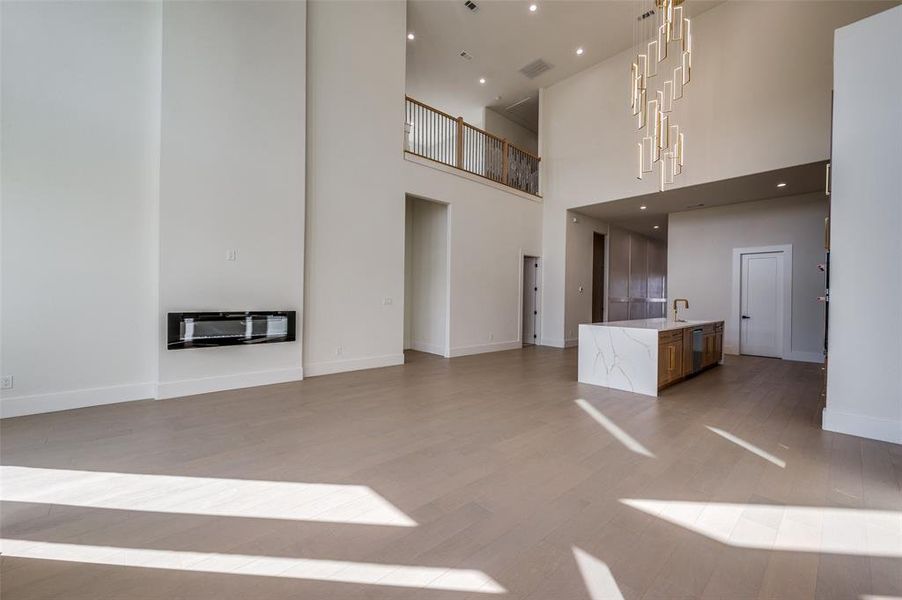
[304,354,404,377]
[156,367,303,400]
[785,351,825,364]
[822,408,902,445]
[449,340,522,358]
[410,341,447,357]
[724,346,824,364]
[0,382,156,419]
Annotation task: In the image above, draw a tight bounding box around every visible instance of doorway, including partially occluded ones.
[592,232,606,323]
[734,247,791,358]
[404,196,450,358]
[522,256,540,346]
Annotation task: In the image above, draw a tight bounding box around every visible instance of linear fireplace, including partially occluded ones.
[167,311,296,350]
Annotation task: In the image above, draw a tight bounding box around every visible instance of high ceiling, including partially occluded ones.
[574,161,830,241]
[405,0,724,132]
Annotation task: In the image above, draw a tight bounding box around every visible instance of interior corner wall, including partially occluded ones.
[538,0,895,347]
[667,193,827,362]
[157,1,306,398]
[824,4,902,444]
[0,1,162,418]
[484,108,539,156]
[405,197,449,356]
[403,161,543,357]
[305,0,407,377]
[563,213,610,346]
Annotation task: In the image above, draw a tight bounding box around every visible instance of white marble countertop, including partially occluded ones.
[582,318,722,332]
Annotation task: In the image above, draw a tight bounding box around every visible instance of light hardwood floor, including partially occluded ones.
[1,348,900,599]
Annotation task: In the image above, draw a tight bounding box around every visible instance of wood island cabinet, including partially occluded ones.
[658,320,724,391]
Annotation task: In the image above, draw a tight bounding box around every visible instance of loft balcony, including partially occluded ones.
[404,96,541,197]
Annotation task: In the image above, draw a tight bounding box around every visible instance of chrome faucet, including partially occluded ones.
[673,298,689,322]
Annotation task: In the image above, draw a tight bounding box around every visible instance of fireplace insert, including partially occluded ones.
[167,311,296,350]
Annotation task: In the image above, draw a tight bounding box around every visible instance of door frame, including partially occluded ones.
[729,245,792,359]
[591,232,606,323]
[518,252,541,346]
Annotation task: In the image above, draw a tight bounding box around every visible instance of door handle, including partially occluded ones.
[741,315,751,319]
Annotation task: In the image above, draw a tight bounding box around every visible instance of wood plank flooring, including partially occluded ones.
[1,348,900,599]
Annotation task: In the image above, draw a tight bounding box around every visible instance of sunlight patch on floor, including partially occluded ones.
[575,399,655,458]
[0,466,416,527]
[621,499,902,558]
[0,539,506,593]
[572,546,625,600]
[706,426,786,468]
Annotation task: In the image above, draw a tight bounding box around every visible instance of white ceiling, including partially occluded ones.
[574,161,830,241]
[405,0,724,132]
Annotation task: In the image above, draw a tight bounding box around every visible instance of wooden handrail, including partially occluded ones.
[405,96,458,122]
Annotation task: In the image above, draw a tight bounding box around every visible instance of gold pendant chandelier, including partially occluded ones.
[631,0,693,191]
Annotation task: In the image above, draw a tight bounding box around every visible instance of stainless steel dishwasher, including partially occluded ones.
[692,327,704,372]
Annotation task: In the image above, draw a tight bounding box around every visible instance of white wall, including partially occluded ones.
[484,108,538,156]
[668,194,827,363]
[0,1,161,417]
[305,0,407,376]
[405,197,448,356]
[0,1,306,416]
[157,1,306,398]
[306,0,544,372]
[824,5,902,444]
[539,0,895,346]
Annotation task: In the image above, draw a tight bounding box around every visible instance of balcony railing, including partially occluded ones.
[404,96,540,196]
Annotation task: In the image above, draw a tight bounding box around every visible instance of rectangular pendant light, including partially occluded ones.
[646,42,658,77]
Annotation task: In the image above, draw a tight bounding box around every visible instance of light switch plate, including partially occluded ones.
[226,249,239,261]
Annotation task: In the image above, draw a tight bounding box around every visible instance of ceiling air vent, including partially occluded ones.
[464,0,479,12]
[519,59,553,80]
[459,50,473,61]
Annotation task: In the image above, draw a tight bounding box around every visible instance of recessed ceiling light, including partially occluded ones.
[407,32,415,40]
[529,4,538,12]
[653,225,660,229]
[479,77,486,85]
[640,205,647,210]
[777,182,787,188]
[576,47,584,56]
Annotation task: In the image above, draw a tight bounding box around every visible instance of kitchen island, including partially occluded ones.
[578,318,724,397]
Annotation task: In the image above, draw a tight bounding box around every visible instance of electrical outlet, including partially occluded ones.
[225,249,239,261]
[336,346,343,357]
[489,333,494,341]
[1,376,13,390]
[383,297,393,306]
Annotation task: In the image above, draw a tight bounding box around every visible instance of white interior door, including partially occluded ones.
[740,251,784,358]
[522,257,538,346]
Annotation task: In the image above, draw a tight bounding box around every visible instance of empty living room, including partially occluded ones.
[1,0,900,598]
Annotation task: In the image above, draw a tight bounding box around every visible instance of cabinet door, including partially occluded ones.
[658,343,671,387]
[668,340,683,381]
[703,334,716,367]
[682,328,694,376]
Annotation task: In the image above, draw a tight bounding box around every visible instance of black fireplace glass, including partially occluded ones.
[167,311,296,349]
